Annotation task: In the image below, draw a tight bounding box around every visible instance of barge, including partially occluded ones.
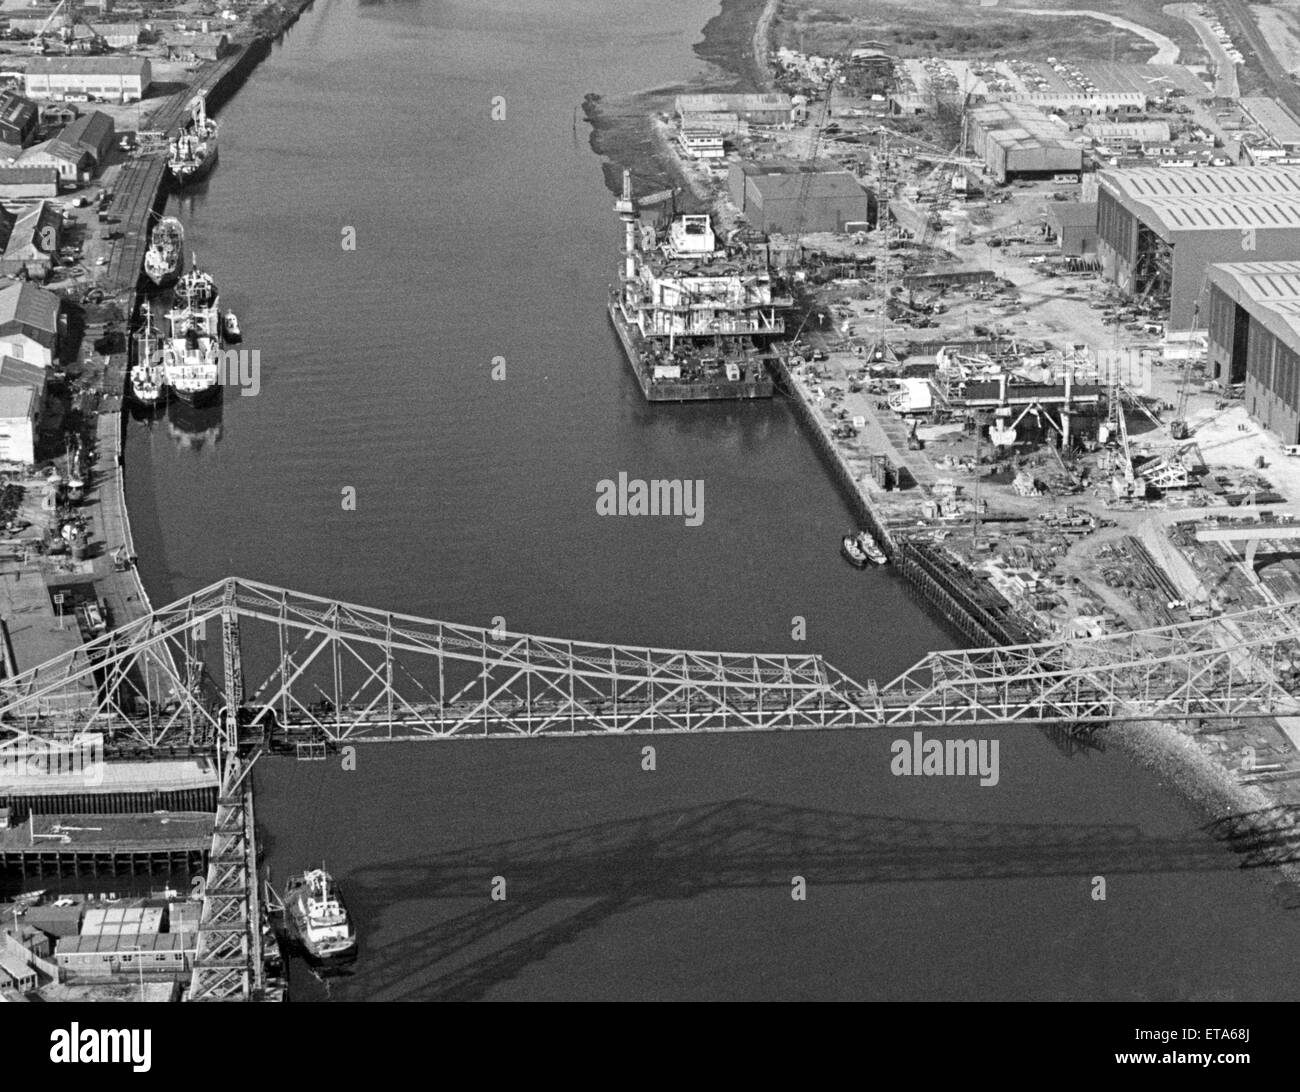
[610,170,783,401]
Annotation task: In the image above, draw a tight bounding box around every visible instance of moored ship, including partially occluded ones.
[841,530,887,568]
[161,264,223,406]
[129,300,165,407]
[610,170,785,401]
[284,868,356,961]
[168,94,219,186]
[143,215,184,288]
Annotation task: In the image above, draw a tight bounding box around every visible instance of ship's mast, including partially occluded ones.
[614,169,637,280]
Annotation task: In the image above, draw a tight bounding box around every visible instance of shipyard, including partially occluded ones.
[0,0,1298,1020]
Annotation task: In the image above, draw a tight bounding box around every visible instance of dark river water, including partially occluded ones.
[121,0,1300,999]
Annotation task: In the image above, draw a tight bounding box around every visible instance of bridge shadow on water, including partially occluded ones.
[329,798,1300,1001]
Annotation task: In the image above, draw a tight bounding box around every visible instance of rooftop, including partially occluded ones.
[0,279,58,334]
[0,756,218,796]
[1101,167,1300,235]
[26,56,148,77]
[1209,260,1300,347]
[0,383,33,419]
[1241,97,1300,147]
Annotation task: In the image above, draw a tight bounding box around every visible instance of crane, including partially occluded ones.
[786,40,861,244]
[1170,276,1208,440]
[30,0,107,55]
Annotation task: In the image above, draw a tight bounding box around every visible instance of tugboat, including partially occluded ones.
[223,310,241,343]
[167,94,219,186]
[142,215,184,288]
[283,868,356,962]
[841,530,887,567]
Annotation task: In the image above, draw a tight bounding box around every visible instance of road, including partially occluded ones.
[1165,2,1240,98]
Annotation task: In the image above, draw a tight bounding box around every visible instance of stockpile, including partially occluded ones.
[1097,536,1183,624]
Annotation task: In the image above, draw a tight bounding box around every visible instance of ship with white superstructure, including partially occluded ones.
[609,169,786,401]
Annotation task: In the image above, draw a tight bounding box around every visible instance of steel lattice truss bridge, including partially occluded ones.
[2,577,1298,1001]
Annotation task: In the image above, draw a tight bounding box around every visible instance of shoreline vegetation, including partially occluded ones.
[583,0,1300,900]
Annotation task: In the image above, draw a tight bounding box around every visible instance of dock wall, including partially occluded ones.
[771,354,1023,647]
[97,0,318,631]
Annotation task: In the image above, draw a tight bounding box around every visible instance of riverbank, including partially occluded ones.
[584,0,775,195]
[83,0,319,631]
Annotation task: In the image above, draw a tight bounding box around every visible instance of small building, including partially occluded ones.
[1047,201,1098,256]
[0,354,49,465]
[24,56,152,103]
[87,21,143,49]
[0,167,58,198]
[0,201,63,277]
[1240,97,1300,155]
[0,953,36,992]
[728,158,873,234]
[1082,120,1171,145]
[676,93,794,127]
[22,904,82,940]
[38,103,78,132]
[17,139,92,186]
[50,109,114,170]
[80,904,166,939]
[678,128,724,160]
[0,280,61,366]
[969,102,1082,183]
[842,46,895,95]
[176,32,231,61]
[1206,261,1300,443]
[0,92,39,149]
[0,378,40,464]
[55,932,194,981]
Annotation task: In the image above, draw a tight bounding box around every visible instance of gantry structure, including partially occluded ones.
[1,576,1297,999]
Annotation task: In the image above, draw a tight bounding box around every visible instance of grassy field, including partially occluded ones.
[771,0,1208,64]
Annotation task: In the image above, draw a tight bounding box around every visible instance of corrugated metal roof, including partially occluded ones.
[1143,193,1300,230]
[1209,261,1300,346]
[1101,165,1300,199]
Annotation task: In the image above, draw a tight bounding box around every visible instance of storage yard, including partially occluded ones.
[623,0,1300,834]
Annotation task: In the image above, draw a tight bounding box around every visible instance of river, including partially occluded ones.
[122,0,1300,999]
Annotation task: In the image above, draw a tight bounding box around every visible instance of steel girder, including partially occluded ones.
[0,578,1298,750]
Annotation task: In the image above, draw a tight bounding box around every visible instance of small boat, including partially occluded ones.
[841,530,887,568]
[223,310,241,342]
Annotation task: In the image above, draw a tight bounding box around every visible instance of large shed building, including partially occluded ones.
[1096,166,1300,328]
[968,102,1082,183]
[24,56,152,102]
[727,158,872,235]
[1206,261,1300,443]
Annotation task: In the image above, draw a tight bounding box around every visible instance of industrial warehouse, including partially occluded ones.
[1096,165,1300,327]
[967,102,1083,183]
[727,158,873,234]
[1207,261,1300,444]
